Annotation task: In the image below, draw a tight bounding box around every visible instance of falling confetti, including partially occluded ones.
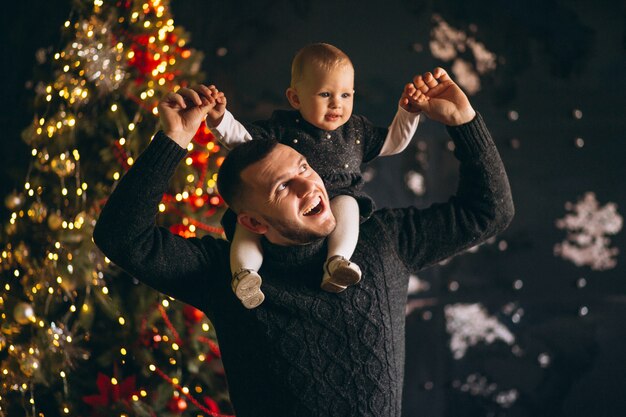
[445,303,515,359]
[554,192,623,270]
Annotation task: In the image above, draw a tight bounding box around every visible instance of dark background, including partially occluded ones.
[2,1,625,416]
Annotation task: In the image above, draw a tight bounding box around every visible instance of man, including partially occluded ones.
[93,68,514,417]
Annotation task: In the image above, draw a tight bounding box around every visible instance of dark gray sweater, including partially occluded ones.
[93,113,514,417]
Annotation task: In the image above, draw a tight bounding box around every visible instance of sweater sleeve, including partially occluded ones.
[377,112,515,272]
[92,131,230,311]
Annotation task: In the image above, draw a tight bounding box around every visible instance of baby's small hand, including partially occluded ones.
[399,82,428,113]
[199,84,228,126]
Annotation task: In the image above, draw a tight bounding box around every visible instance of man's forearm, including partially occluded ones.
[93,131,227,313]
[446,112,514,236]
[93,132,187,266]
[385,112,514,272]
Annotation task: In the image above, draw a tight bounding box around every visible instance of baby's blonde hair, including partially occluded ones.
[290,43,353,88]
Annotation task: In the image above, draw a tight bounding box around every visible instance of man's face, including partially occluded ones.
[238,144,336,245]
[290,64,354,131]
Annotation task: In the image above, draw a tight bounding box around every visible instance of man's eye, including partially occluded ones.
[277,183,288,192]
[300,163,308,173]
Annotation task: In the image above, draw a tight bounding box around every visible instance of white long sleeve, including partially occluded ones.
[208,106,419,155]
[207,110,253,150]
[378,107,421,156]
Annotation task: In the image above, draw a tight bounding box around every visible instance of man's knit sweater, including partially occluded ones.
[93,113,514,417]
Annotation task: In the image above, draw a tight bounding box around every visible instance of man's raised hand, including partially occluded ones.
[404,68,476,126]
[157,85,226,148]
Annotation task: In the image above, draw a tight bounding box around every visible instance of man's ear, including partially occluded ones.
[285,87,300,109]
[237,212,269,235]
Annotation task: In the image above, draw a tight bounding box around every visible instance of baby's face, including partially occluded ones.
[291,64,354,131]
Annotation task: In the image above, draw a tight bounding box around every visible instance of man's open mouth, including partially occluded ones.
[302,196,323,216]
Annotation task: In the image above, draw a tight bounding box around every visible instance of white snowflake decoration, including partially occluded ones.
[407,274,430,294]
[404,275,435,316]
[454,373,519,408]
[429,14,497,94]
[451,58,481,95]
[445,303,515,359]
[495,389,519,408]
[405,274,434,315]
[554,192,623,270]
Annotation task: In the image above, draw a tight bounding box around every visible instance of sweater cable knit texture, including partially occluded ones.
[93,113,514,417]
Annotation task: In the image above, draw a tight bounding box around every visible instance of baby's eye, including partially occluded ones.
[341,92,352,98]
[318,92,330,98]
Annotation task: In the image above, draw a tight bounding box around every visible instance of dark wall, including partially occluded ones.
[3,1,626,416]
[0,1,72,207]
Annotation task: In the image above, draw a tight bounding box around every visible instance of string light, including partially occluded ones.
[1,2,227,414]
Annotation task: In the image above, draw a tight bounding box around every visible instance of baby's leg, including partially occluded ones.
[328,195,360,260]
[230,223,265,308]
[231,223,263,273]
[321,195,362,293]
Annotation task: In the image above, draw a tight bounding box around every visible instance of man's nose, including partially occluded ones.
[293,177,316,197]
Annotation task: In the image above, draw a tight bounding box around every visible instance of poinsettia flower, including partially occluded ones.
[83,372,137,408]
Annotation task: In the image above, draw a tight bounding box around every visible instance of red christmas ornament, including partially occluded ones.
[166,32,178,45]
[134,34,150,46]
[209,195,222,206]
[128,48,159,77]
[189,194,209,210]
[189,150,209,168]
[183,305,205,323]
[167,395,188,413]
[193,122,215,146]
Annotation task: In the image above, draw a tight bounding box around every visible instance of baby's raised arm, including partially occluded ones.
[377,83,424,157]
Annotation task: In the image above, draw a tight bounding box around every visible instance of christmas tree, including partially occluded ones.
[0,1,234,416]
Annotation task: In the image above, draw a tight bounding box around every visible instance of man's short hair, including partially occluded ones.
[290,43,353,88]
[217,138,279,212]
